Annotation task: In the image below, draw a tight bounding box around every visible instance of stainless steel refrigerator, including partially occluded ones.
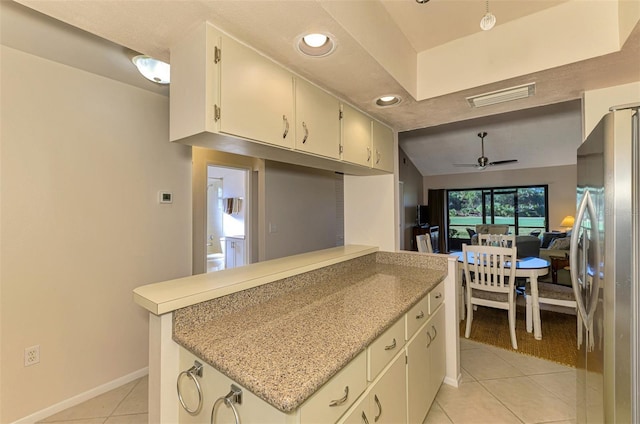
[571,103,639,423]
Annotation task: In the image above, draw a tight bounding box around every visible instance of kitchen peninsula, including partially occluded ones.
[134,245,460,423]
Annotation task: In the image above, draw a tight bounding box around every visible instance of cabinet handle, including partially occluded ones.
[435,293,442,299]
[302,121,309,144]
[426,331,433,348]
[431,325,438,341]
[376,150,381,164]
[384,338,396,351]
[282,115,289,139]
[328,386,349,407]
[416,311,425,320]
[362,411,370,424]
[367,147,371,162]
[374,394,382,422]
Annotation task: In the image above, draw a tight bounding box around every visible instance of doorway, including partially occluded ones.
[206,165,250,272]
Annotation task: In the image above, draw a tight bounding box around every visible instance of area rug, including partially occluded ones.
[460,306,578,367]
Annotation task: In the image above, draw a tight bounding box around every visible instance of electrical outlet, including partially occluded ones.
[24,345,40,367]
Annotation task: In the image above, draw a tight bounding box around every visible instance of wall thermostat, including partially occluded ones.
[159,191,173,204]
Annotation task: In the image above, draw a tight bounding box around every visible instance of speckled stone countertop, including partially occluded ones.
[173,251,448,413]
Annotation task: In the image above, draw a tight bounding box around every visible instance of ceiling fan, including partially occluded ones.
[454,131,518,169]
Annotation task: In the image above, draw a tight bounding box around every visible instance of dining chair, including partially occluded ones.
[416,234,433,253]
[525,281,579,346]
[478,233,516,248]
[463,243,519,349]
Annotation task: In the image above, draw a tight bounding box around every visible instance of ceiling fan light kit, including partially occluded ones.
[454,131,518,170]
[466,82,536,108]
[480,1,496,31]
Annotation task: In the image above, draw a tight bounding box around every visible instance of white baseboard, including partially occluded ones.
[11,367,149,424]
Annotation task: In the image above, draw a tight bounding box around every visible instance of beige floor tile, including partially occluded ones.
[459,367,476,383]
[485,345,574,376]
[37,419,106,424]
[459,337,487,351]
[112,377,148,416]
[40,381,138,422]
[423,401,453,424]
[460,348,524,381]
[480,376,575,423]
[435,382,521,424]
[529,371,577,406]
[104,414,148,424]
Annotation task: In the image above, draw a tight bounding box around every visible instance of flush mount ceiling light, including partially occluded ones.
[376,95,402,107]
[480,0,496,31]
[296,32,336,57]
[466,83,536,108]
[132,55,170,84]
[415,0,430,3]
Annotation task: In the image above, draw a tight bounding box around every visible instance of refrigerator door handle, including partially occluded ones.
[570,190,601,328]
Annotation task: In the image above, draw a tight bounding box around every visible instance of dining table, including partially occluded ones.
[450,251,550,340]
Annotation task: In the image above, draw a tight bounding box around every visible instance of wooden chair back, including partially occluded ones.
[416,234,433,253]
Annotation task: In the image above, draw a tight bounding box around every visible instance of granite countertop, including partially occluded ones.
[173,252,447,413]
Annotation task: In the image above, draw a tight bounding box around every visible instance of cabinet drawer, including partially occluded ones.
[299,350,366,423]
[429,282,445,315]
[367,318,405,381]
[405,294,430,341]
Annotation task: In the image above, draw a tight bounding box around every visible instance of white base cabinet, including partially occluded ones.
[340,353,407,424]
[224,237,244,269]
[406,306,445,424]
[175,291,445,424]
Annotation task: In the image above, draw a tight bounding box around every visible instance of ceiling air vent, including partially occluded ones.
[466,83,536,108]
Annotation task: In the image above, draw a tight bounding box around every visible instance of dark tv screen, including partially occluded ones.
[417,205,429,227]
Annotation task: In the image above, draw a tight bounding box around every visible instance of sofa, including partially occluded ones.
[538,232,572,286]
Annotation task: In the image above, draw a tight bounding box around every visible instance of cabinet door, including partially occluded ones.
[338,354,406,424]
[219,36,294,149]
[341,103,372,167]
[233,239,245,267]
[370,353,407,424]
[225,239,236,269]
[406,320,432,424]
[295,78,340,159]
[372,120,394,172]
[428,307,446,398]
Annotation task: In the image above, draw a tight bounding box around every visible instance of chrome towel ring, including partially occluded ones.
[211,384,243,424]
[177,361,204,415]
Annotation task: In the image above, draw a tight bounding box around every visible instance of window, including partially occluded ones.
[447,185,548,251]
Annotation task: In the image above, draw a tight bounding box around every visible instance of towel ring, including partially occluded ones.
[177,361,204,415]
[211,384,243,424]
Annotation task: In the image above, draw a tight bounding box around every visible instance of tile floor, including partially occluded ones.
[424,338,576,424]
[40,339,576,424]
[38,376,147,424]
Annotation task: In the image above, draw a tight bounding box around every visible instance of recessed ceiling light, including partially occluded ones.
[132,55,170,84]
[376,95,402,107]
[296,32,336,57]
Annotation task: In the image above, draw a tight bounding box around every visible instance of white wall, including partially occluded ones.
[0,46,192,422]
[423,165,577,232]
[583,81,640,136]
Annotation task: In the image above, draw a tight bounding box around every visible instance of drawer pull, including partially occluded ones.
[416,311,425,320]
[362,411,370,424]
[374,394,382,422]
[329,386,349,407]
[434,293,442,299]
[384,338,397,351]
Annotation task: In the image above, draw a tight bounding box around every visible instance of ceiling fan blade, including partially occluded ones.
[453,163,480,167]
[488,159,518,166]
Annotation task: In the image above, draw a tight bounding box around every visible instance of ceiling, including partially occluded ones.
[3,0,640,176]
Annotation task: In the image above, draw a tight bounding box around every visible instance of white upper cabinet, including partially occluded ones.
[372,120,394,172]
[170,22,394,175]
[294,78,340,159]
[220,36,294,149]
[341,103,372,167]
